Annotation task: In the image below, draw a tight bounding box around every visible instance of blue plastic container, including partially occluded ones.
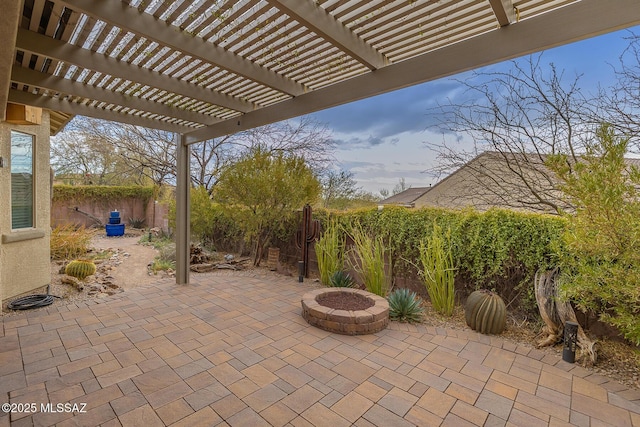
[105,223,125,236]
[109,210,121,219]
[108,217,121,225]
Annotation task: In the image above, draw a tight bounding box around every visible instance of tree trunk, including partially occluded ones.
[535,268,597,364]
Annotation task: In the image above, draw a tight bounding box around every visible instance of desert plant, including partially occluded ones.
[419,222,456,316]
[128,217,145,228]
[388,288,424,323]
[65,259,97,280]
[348,224,389,297]
[50,224,93,260]
[328,270,356,288]
[151,258,175,274]
[464,289,507,334]
[315,220,344,286]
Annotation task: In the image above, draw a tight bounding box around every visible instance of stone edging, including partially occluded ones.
[301,287,389,335]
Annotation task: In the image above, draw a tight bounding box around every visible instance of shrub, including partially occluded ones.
[548,124,640,345]
[330,206,564,314]
[388,289,424,323]
[315,220,344,286]
[50,224,93,260]
[419,222,456,316]
[348,224,389,297]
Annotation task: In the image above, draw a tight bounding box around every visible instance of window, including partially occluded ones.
[11,131,34,229]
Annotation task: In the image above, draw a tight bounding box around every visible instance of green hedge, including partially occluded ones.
[53,185,155,203]
[328,206,565,314]
[176,196,565,314]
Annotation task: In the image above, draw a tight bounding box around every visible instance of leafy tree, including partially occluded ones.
[321,169,361,209]
[547,124,640,345]
[214,147,321,265]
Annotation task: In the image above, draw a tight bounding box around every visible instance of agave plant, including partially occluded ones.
[388,289,425,323]
[329,270,356,288]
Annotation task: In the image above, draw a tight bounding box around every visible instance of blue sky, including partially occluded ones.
[309,26,640,195]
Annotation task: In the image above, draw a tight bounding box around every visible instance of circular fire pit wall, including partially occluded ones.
[301,288,389,335]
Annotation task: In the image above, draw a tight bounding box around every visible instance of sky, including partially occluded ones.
[308,26,640,196]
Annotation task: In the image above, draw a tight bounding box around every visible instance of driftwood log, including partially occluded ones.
[61,275,84,291]
[535,268,597,364]
[189,257,251,273]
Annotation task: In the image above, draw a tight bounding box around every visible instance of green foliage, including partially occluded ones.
[53,185,154,203]
[547,124,640,345]
[167,186,243,250]
[315,220,344,286]
[419,222,455,316]
[388,289,425,323]
[328,271,356,288]
[150,258,175,274]
[50,224,94,260]
[65,259,97,280]
[214,147,321,265]
[328,206,564,314]
[348,224,389,297]
[128,217,146,228]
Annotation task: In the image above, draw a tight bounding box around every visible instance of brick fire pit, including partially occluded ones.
[301,288,389,335]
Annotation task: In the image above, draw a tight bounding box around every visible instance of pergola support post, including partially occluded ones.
[175,133,190,285]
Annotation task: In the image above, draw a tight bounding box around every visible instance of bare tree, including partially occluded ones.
[52,116,335,191]
[427,54,596,213]
[392,177,410,195]
[321,169,361,208]
[51,123,131,185]
[602,31,640,148]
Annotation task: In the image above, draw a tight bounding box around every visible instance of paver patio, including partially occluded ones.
[1,271,639,426]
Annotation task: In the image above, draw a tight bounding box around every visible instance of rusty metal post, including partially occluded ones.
[296,204,319,278]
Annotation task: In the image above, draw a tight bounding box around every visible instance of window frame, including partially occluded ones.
[10,130,36,230]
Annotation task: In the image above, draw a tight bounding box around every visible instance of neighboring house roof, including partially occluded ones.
[413,151,640,213]
[380,187,431,207]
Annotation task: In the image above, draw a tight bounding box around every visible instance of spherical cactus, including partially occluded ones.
[65,259,97,280]
[465,289,506,335]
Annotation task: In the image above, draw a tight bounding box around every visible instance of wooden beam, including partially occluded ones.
[11,66,220,126]
[8,89,194,133]
[488,0,516,27]
[15,28,255,114]
[185,0,640,143]
[59,0,306,96]
[0,0,22,121]
[6,103,42,125]
[267,0,388,70]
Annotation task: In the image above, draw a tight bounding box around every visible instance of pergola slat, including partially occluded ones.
[15,28,253,114]
[8,88,195,133]
[58,0,307,96]
[11,66,218,126]
[266,0,388,70]
[184,0,640,144]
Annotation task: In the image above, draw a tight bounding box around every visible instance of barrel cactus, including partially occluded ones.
[65,259,97,280]
[464,289,506,334]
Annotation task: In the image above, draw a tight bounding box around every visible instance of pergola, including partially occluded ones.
[1,0,639,285]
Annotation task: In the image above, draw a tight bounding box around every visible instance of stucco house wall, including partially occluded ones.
[414,152,563,213]
[0,110,51,307]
